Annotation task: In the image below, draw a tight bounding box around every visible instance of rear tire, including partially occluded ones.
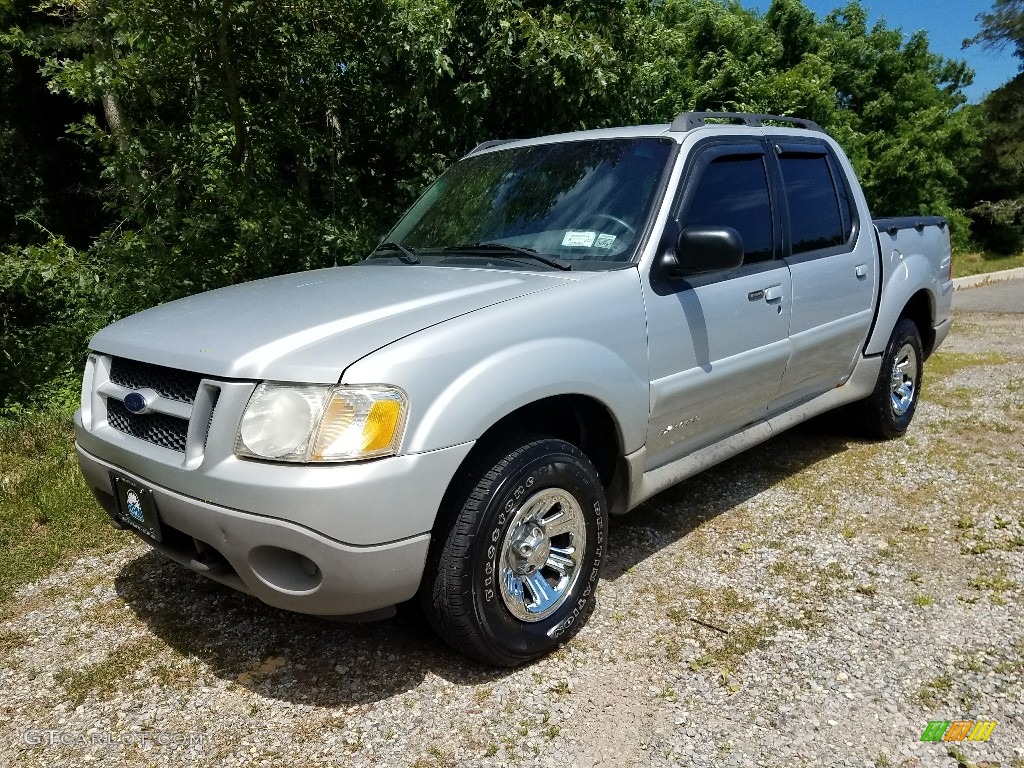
[421,437,606,666]
[853,318,924,439]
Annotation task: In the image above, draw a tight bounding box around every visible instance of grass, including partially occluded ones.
[472,686,492,704]
[961,539,995,556]
[412,745,455,768]
[768,557,813,583]
[917,674,954,706]
[968,572,1018,594]
[953,250,1024,278]
[548,680,571,696]
[0,409,118,606]
[926,352,1015,384]
[54,636,164,706]
[0,627,27,654]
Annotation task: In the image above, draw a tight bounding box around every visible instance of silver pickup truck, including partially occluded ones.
[75,112,953,666]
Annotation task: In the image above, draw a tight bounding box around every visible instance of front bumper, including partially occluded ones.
[75,440,474,616]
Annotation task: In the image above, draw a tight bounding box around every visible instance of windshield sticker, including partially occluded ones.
[562,230,597,247]
[594,233,617,249]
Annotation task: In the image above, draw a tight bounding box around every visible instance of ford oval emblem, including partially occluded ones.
[123,391,149,414]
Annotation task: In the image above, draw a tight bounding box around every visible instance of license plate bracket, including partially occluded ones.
[111,476,163,542]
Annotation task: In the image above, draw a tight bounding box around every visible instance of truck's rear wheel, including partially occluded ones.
[421,437,606,666]
[854,318,924,439]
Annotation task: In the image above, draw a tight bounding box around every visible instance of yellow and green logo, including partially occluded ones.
[920,720,997,742]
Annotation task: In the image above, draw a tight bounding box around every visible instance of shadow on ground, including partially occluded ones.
[604,410,862,580]
[114,552,503,707]
[114,411,865,705]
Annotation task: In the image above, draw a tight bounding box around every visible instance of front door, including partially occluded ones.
[643,140,792,470]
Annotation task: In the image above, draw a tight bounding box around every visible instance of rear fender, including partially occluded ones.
[865,247,947,356]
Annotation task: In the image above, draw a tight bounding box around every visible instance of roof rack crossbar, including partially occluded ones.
[669,111,823,133]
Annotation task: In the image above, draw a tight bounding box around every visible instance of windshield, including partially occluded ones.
[384,137,675,266]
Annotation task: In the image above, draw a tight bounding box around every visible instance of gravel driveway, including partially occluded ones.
[3,308,1022,768]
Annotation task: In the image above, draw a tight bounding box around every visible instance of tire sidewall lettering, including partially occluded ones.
[473,447,606,654]
[483,465,552,604]
[884,323,923,432]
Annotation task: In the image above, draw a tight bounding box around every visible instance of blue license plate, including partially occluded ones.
[111,476,163,542]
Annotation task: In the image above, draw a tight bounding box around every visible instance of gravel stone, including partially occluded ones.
[1,310,1022,767]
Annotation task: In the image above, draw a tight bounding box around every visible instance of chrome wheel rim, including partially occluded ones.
[498,488,587,622]
[890,342,918,416]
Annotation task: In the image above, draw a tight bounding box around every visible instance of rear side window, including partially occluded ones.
[681,155,774,263]
[779,153,853,255]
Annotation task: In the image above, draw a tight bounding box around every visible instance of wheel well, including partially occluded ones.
[451,395,627,515]
[899,290,936,358]
[478,395,621,481]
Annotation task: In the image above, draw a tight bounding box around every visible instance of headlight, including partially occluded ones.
[235,383,408,463]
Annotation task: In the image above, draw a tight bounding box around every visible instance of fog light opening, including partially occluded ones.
[248,545,323,594]
[298,555,320,579]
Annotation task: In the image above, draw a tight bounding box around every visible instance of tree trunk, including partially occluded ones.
[218,0,248,171]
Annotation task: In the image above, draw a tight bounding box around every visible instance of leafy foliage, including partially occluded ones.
[0,240,108,411]
[967,0,1024,62]
[0,0,999,409]
[965,75,1024,253]
[963,2,1024,253]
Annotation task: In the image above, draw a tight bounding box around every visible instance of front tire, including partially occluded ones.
[421,437,607,667]
[854,318,924,439]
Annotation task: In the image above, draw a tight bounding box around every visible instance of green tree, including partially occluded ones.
[2,0,642,409]
[967,0,1024,60]
[813,3,978,242]
[619,0,979,247]
[21,0,639,301]
[967,75,1024,253]
[1,0,108,410]
[964,0,1024,252]
[0,0,986,409]
[0,0,102,249]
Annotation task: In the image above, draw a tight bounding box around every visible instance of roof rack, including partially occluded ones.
[670,111,823,133]
[465,138,515,157]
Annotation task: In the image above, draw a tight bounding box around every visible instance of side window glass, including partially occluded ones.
[779,154,846,254]
[827,153,854,242]
[681,155,774,263]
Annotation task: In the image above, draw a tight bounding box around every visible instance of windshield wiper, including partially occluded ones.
[443,242,572,271]
[368,241,420,264]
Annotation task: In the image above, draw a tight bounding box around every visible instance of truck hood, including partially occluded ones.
[89,264,579,382]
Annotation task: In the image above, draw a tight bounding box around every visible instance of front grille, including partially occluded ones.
[110,357,203,404]
[107,398,189,452]
[204,389,220,447]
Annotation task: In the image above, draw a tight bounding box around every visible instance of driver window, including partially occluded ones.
[681,155,774,263]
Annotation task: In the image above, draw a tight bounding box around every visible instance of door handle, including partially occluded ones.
[855,264,868,278]
[763,286,783,302]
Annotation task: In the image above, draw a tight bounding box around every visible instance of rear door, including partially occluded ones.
[642,139,792,470]
[770,140,877,408]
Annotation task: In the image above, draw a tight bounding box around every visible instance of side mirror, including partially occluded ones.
[659,226,745,279]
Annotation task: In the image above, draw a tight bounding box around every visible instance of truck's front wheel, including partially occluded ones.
[421,437,606,666]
